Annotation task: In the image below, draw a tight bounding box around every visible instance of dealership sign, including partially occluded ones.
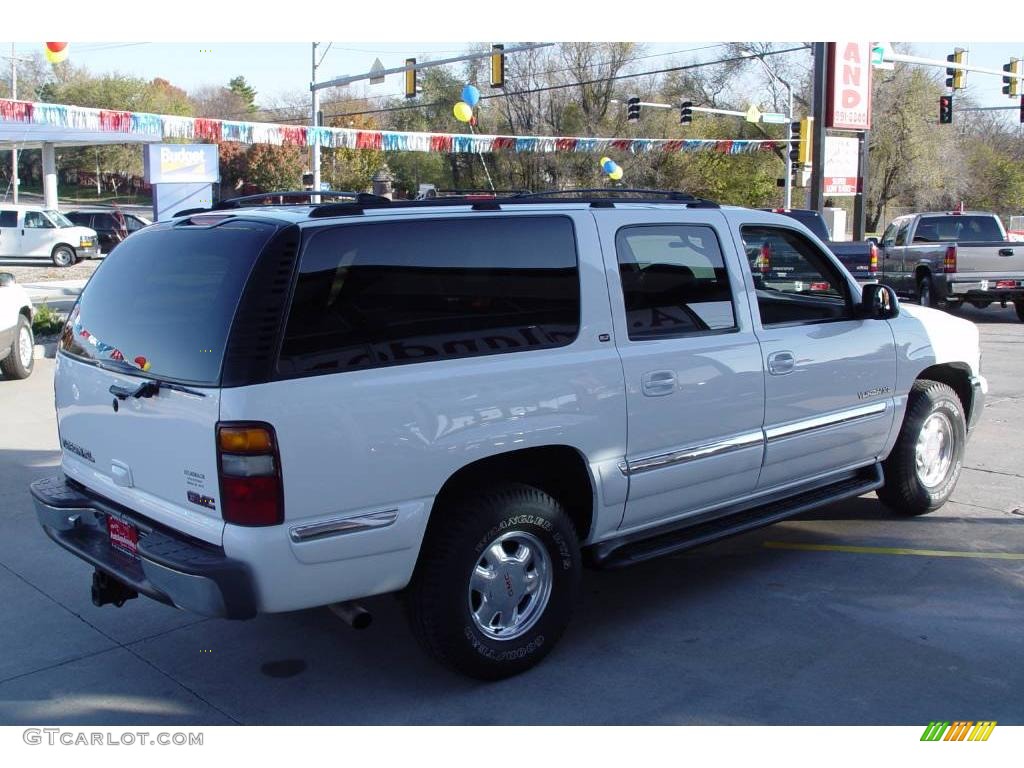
[826,42,873,131]
[143,143,219,184]
[823,136,860,196]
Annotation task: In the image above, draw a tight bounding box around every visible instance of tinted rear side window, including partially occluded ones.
[279,216,580,375]
[61,220,277,385]
[0,210,16,227]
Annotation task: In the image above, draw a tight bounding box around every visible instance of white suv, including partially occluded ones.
[32,191,986,679]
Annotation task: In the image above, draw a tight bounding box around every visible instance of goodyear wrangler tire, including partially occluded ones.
[406,483,581,680]
[877,380,966,516]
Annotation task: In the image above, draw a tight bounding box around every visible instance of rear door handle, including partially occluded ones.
[998,248,1014,256]
[641,370,676,397]
[767,351,796,375]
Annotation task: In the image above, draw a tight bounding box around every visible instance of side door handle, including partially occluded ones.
[641,370,676,397]
[767,351,796,376]
[998,248,1014,257]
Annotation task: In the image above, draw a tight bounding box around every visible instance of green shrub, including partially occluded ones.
[32,304,65,337]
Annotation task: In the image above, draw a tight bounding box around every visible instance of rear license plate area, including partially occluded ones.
[107,516,139,556]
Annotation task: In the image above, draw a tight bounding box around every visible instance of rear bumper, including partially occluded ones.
[945,277,1024,303]
[31,475,257,619]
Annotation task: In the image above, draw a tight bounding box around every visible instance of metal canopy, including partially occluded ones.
[0,123,161,149]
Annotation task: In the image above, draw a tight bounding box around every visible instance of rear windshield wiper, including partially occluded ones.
[98,360,208,399]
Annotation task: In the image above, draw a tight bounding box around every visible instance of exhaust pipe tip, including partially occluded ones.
[328,601,372,630]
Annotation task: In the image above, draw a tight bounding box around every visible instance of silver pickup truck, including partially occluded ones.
[878,211,1023,321]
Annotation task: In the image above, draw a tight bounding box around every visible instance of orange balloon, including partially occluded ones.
[46,42,68,53]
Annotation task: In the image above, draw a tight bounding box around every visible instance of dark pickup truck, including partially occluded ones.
[761,208,879,283]
[878,211,1023,321]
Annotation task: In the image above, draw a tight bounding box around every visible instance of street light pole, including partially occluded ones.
[10,43,18,204]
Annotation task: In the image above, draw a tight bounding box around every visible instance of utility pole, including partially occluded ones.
[311,42,321,202]
[809,42,828,213]
[10,44,18,203]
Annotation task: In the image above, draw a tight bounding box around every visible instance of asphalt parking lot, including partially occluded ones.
[0,304,1021,725]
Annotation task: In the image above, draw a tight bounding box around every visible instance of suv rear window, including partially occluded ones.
[279,216,580,375]
[60,220,278,385]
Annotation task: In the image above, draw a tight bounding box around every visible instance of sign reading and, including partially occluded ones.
[826,42,873,131]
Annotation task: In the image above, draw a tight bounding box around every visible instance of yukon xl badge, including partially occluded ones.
[858,385,891,400]
[61,438,95,463]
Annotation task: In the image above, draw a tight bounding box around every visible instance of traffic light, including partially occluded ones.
[939,94,954,124]
[790,116,812,165]
[627,97,641,122]
[490,44,505,89]
[945,48,967,90]
[1003,58,1021,98]
[679,101,693,124]
[404,58,417,99]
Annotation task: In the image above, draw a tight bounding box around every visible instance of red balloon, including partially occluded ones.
[45,42,68,53]
[469,115,478,127]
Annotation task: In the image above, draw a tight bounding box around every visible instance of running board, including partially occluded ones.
[589,464,884,568]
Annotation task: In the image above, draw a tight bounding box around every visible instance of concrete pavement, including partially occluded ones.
[0,304,1021,725]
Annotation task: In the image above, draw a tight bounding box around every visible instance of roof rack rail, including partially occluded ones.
[515,188,697,200]
[214,190,363,210]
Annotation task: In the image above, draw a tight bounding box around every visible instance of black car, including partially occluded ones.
[65,210,151,254]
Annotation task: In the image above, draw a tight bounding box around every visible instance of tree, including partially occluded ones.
[245,144,304,191]
[229,76,258,113]
[190,85,251,120]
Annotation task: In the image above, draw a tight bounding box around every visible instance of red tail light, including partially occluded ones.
[758,242,771,274]
[943,245,957,274]
[869,242,879,274]
[217,422,283,526]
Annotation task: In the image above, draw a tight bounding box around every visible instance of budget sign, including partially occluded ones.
[826,42,872,131]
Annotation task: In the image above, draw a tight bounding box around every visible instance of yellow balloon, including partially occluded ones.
[609,167,624,181]
[453,102,473,123]
[599,156,611,167]
[45,48,68,64]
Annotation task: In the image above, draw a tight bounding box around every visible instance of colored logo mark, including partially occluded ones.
[920,721,996,742]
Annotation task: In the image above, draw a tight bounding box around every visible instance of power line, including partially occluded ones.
[307,44,809,124]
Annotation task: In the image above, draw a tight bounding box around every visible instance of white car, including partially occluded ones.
[31,191,987,679]
[0,205,100,266]
[0,271,34,379]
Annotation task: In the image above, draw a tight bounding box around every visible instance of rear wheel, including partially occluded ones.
[1015,300,1024,322]
[917,275,935,308]
[0,315,34,380]
[877,380,965,516]
[406,483,581,680]
[970,300,992,309]
[51,245,75,268]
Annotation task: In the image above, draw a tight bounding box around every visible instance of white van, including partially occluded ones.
[0,205,99,267]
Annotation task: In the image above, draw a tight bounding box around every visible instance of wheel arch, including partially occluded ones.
[916,362,973,419]
[425,445,596,545]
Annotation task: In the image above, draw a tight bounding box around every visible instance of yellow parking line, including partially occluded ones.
[763,541,1024,560]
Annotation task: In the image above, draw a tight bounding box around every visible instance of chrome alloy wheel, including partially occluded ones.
[18,325,33,369]
[468,530,552,641]
[915,412,954,488]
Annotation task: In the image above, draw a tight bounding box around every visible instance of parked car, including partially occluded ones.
[877,211,1024,320]
[0,205,99,266]
[65,209,151,254]
[0,271,34,379]
[761,208,879,282]
[31,191,986,679]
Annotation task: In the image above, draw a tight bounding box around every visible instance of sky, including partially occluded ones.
[4,41,1023,116]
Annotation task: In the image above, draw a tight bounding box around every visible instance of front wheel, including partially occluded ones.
[877,380,966,516]
[51,245,75,268]
[406,483,581,680]
[0,315,34,380]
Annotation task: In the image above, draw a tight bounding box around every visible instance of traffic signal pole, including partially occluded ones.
[809,42,828,213]
[853,131,869,240]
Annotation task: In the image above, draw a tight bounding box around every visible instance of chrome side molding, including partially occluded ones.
[764,401,888,442]
[289,508,399,543]
[619,431,764,476]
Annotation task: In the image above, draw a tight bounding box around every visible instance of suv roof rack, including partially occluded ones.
[306,188,720,218]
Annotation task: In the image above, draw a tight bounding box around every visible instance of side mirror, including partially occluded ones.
[866,236,879,245]
[858,283,899,320]
[0,272,14,287]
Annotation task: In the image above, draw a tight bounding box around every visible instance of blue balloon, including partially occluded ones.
[602,159,616,173]
[461,85,481,108]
